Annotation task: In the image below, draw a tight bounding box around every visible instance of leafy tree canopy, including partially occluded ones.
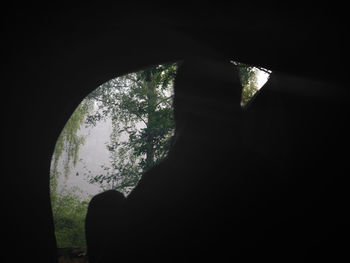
[85,63,177,194]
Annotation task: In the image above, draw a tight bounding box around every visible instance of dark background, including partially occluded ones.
[2,3,347,262]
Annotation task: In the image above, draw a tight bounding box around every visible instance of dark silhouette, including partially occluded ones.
[85,190,126,263]
[85,56,287,262]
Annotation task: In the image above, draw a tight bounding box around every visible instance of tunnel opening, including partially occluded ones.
[50,60,271,259]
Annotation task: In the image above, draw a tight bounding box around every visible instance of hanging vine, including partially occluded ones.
[51,99,94,180]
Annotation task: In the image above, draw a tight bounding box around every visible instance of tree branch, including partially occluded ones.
[155,95,174,108]
[88,92,148,127]
[129,110,147,126]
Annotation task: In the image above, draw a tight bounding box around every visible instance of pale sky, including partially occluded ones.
[256,69,270,90]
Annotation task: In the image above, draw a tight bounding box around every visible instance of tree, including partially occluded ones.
[85,63,177,194]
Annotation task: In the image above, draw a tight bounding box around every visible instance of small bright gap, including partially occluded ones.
[231,61,272,106]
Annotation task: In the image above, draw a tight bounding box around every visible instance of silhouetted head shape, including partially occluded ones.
[173,56,242,132]
[85,190,126,263]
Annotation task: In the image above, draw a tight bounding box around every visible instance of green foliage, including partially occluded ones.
[86,63,177,195]
[232,61,259,106]
[51,183,90,248]
[51,99,93,178]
